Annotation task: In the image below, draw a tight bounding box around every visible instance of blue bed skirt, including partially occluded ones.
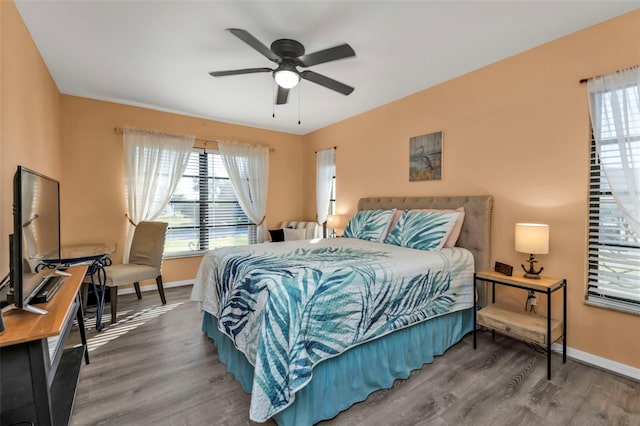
[203,308,473,425]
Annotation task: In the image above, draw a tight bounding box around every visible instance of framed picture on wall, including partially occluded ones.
[409,131,442,181]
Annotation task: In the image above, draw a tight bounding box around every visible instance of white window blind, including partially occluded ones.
[588,83,640,314]
[159,151,256,257]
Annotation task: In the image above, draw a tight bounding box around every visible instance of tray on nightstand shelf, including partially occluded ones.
[477,304,562,346]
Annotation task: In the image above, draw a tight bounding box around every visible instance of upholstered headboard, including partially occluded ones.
[358,195,494,273]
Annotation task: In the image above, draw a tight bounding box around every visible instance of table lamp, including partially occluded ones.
[515,223,549,279]
[326,214,348,237]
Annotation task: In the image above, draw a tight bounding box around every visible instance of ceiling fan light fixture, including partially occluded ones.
[274,69,300,89]
[210,29,356,105]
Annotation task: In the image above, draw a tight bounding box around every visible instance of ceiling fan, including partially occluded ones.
[210,28,356,105]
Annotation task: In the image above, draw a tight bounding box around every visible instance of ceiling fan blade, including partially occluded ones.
[276,86,289,105]
[297,43,355,67]
[209,67,272,77]
[301,70,354,96]
[227,28,281,62]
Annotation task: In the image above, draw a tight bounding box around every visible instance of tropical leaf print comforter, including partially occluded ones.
[191,238,474,422]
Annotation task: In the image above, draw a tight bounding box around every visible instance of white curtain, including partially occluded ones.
[316,148,336,226]
[588,67,640,235]
[123,128,194,262]
[218,141,269,243]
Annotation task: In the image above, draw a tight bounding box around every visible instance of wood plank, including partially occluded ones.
[0,265,87,347]
[476,270,564,292]
[477,304,562,345]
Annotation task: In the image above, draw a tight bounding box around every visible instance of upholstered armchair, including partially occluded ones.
[279,221,323,239]
[102,221,168,324]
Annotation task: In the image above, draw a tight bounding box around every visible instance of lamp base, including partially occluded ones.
[521,254,543,279]
[523,271,542,279]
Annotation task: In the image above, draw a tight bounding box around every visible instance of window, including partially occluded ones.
[587,83,640,314]
[159,150,256,257]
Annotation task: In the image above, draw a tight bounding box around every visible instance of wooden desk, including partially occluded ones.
[1,265,88,426]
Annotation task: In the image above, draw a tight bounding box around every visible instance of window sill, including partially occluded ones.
[163,251,207,260]
[585,298,640,316]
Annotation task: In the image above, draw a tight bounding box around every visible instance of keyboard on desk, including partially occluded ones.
[31,275,64,304]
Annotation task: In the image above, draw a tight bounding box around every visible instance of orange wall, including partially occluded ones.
[0,1,62,276]
[303,11,640,368]
[59,96,304,284]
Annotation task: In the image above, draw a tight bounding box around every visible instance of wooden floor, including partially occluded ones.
[69,285,640,426]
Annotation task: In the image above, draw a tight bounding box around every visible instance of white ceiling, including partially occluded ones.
[15,1,640,135]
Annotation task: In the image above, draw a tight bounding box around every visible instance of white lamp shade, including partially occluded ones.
[327,214,348,229]
[515,223,549,254]
[274,70,300,89]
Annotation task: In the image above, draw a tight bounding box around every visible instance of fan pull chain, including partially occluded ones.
[298,84,301,125]
[272,79,275,118]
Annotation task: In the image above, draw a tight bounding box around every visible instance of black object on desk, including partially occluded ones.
[31,275,64,304]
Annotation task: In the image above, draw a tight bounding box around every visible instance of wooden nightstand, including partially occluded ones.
[473,270,567,380]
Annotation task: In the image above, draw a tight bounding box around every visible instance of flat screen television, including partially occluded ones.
[10,166,61,313]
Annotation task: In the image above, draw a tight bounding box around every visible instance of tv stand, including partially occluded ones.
[1,265,88,426]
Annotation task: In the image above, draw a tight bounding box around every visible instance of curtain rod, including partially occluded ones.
[579,64,639,84]
[113,127,274,152]
[315,146,337,153]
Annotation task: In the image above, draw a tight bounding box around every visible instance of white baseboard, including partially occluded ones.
[552,342,640,381]
[117,279,193,296]
[119,281,640,381]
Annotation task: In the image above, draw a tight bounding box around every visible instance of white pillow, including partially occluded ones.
[283,228,307,241]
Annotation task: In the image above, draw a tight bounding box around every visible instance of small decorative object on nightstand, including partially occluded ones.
[494,261,513,276]
[473,270,566,380]
[515,223,549,279]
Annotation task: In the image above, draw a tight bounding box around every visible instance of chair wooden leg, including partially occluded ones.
[156,275,166,305]
[133,282,142,299]
[110,286,118,324]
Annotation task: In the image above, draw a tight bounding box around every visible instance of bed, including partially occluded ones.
[191,195,493,425]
